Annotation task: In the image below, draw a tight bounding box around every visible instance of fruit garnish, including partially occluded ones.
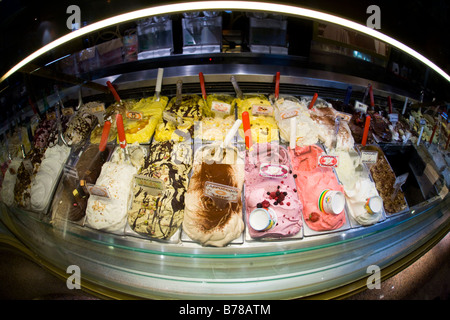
[309,212,320,222]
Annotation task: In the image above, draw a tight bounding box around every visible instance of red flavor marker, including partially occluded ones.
[362,115,371,146]
[446,132,450,150]
[116,113,127,149]
[369,84,374,107]
[199,72,207,100]
[106,81,121,103]
[275,72,280,100]
[309,93,318,109]
[28,97,40,117]
[429,124,438,144]
[388,96,393,114]
[242,111,253,149]
[99,120,111,152]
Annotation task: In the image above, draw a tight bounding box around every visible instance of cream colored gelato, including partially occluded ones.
[273,97,318,146]
[331,149,382,225]
[30,144,71,212]
[85,161,137,232]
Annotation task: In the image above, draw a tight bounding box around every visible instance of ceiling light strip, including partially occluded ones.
[1,1,449,83]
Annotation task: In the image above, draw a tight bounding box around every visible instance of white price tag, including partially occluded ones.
[318,154,339,167]
[360,151,378,164]
[211,101,231,115]
[252,104,273,116]
[62,107,74,116]
[388,113,399,123]
[134,175,165,196]
[204,181,239,202]
[354,101,368,113]
[86,183,111,198]
[126,110,143,121]
[280,108,301,120]
[335,112,352,122]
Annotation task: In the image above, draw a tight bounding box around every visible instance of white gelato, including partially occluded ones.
[30,145,70,212]
[332,149,382,225]
[85,161,137,232]
[273,97,319,146]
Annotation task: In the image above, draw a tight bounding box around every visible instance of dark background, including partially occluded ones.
[0,0,448,77]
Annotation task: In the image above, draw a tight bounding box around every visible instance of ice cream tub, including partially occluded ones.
[249,207,278,231]
[318,189,345,215]
[365,196,383,215]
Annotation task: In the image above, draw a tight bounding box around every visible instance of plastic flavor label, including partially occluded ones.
[354,101,368,114]
[335,112,352,122]
[90,104,105,114]
[62,107,74,116]
[126,110,143,121]
[280,108,301,120]
[46,112,56,120]
[211,101,231,115]
[134,175,165,196]
[86,183,111,198]
[388,113,399,123]
[204,181,239,202]
[360,151,378,164]
[318,154,338,167]
[252,104,273,116]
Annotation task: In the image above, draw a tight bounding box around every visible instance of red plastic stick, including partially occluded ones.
[369,85,374,107]
[362,115,371,146]
[309,93,318,109]
[429,124,438,144]
[116,113,127,149]
[242,111,253,149]
[99,121,111,152]
[275,72,280,99]
[106,81,121,103]
[388,96,393,114]
[28,97,39,116]
[199,72,207,100]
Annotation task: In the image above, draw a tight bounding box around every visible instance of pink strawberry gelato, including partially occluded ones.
[245,143,302,238]
[290,144,346,231]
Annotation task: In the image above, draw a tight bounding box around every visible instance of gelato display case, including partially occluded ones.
[0,2,449,300]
